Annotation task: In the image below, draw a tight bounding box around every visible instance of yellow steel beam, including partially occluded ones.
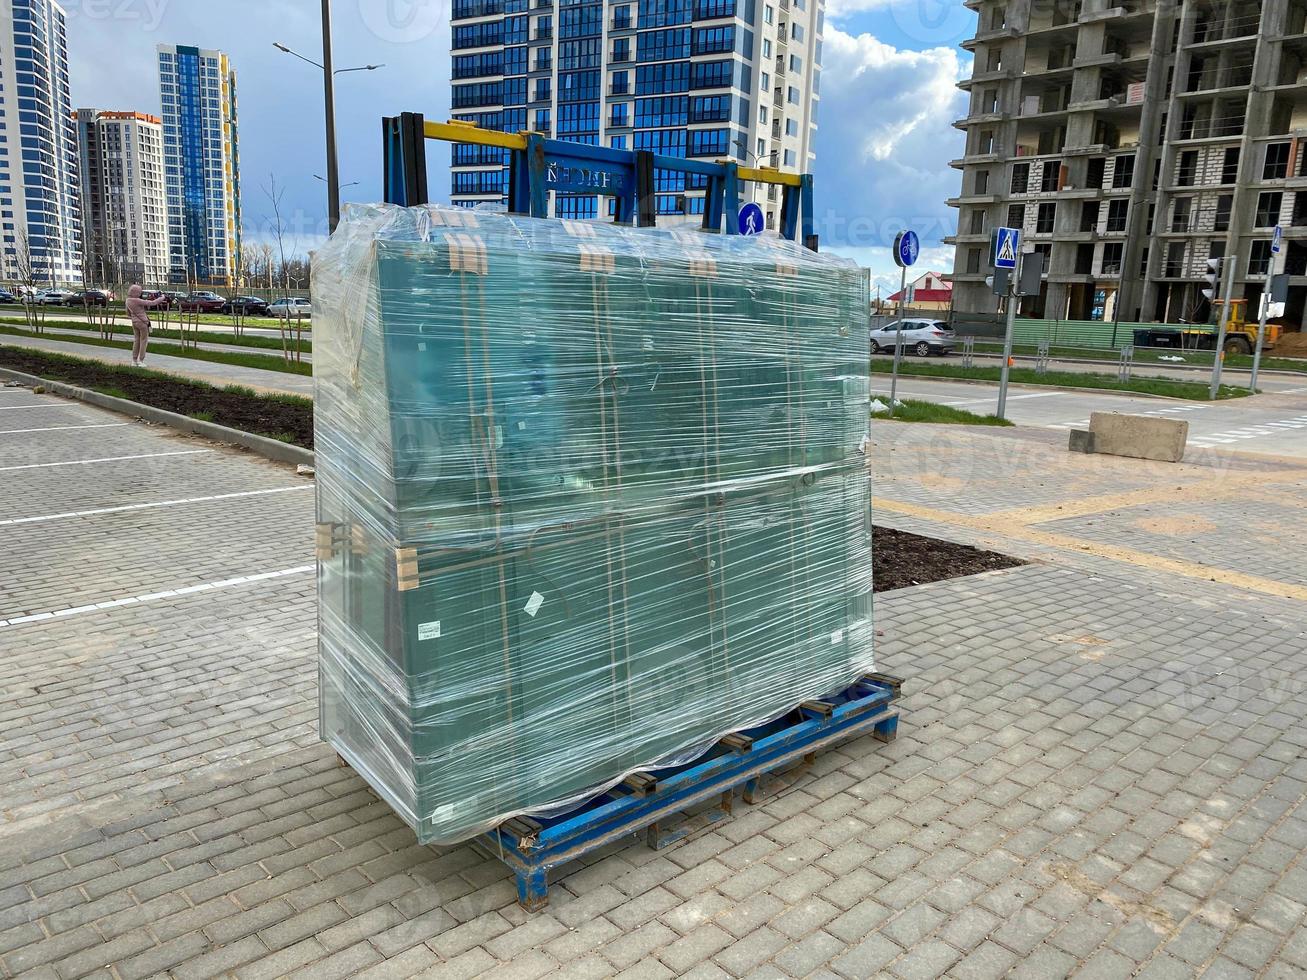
[735,165,803,187]
[424,119,528,151]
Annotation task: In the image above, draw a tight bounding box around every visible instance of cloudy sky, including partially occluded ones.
[66,0,971,292]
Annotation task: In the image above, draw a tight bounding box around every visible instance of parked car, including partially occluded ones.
[36,289,77,306]
[870,319,956,357]
[178,291,227,313]
[71,289,113,307]
[0,288,17,304]
[267,297,312,319]
[222,295,270,316]
[139,289,173,309]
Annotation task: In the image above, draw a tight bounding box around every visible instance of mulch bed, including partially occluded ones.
[873,525,1023,592]
[0,345,313,449]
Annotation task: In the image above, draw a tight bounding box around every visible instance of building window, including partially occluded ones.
[1223,147,1240,184]
[1214,194,1233,231]
[970,209,985,234]
[967,248,981,274]
[1075,243,1093,275]
[1080,200,1100,232]
[1106,200,1128,233]
[1112,155,1135,188]
[1036,202,1056,233]
[1255,192,1283,227]
[1007,203,1024,228]
[1172,197,1192,233]
[1250,240,1272,275]
[975,170,990,194]
[1010,163,1029,194]
[1087,157,1105,188]
[1177,150,1197,187]
[1165,241,1185,278]
[1101,242,1124,275]
[1264,143,1291,180]
[1040,161,1060,192]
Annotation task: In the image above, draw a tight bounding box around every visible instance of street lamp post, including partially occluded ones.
[273,8,383,235]
[320,0,340,232]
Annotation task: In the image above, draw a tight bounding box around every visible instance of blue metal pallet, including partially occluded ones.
[479,674,902,910]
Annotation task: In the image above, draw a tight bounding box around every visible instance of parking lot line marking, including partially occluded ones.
[0,404,74,411]
[0,422,130,435]
[0,564,315,628]
[0,449,212,472]
[0,485,313,527]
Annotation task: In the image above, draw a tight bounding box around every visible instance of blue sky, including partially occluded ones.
[66,0,971,293]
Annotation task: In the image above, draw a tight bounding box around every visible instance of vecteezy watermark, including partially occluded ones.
[886,0,975,48]
[1141,658,1305,728]
[358,0,446,44]
[63,0,169,32]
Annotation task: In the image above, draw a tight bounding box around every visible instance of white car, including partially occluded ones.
[36,289,76,306]
[870,318,956,357]
[268,297,312,319]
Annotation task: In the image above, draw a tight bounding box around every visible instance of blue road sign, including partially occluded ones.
[1272,225,1283,255]
[737,202,764,235]
[894,230,920,268]
[994,227,1020,270]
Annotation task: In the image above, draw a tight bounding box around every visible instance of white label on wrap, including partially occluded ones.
[831,629,845,645]
[418,342,427,352]
[418,621,441,641]
[524,591,545,617]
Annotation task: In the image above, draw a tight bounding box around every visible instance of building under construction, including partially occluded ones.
[948,0,1307,329]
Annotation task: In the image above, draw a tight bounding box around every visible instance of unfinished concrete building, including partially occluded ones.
[948,0,1307,329]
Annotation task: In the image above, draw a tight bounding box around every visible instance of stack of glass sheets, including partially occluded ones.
[313,203,874,844]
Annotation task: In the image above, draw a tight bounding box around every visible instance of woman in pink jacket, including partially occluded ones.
[125,284,165,367]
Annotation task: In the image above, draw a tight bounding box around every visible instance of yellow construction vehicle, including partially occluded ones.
[1133,299,1283,355]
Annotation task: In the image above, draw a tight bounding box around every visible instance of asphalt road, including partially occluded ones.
[875,375,1307,457]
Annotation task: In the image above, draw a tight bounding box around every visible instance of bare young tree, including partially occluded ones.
[263,174,306,364]
[14,228,46,333]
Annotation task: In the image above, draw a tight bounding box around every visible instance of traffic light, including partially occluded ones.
[1201,257,1224,303]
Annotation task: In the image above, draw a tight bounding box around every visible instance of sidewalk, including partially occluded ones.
[1,403,1306,978]
[0,331,312,397]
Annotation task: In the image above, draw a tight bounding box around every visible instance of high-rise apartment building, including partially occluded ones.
[948,0,1307,328]
[0,0,82,286]
[156,44,242,285]
[76,109,169,285]
[449,0,823,227]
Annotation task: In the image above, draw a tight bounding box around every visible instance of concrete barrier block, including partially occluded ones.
[1068,429,1096,454]
[1088,412,1188,463]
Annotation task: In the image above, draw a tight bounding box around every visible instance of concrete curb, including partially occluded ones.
[0,366,315,467]
[967,350,1307,379]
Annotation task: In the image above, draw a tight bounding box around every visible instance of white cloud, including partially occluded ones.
[814,26,967,279]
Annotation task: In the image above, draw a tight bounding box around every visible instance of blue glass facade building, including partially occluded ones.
[0,0,83,285]
[450,0,823,226]
[157,44,242,285]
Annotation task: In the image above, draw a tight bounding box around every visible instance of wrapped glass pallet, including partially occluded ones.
[312,203,874,845]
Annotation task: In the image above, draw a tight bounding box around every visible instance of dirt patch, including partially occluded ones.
[0,345,313,449]
[1273,330,1307,359]
[873,525,1024,592]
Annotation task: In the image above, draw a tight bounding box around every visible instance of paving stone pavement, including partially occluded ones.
[2,387,1307,979]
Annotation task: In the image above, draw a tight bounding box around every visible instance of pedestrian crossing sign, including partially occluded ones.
[993,227,1020,270]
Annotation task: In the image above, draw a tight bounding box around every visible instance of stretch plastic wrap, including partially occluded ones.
[312,203,874,845]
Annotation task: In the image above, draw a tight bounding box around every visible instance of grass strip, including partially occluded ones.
[0,323,311,376]
[969,340,1307,375]
[0,344,313,448]
[869,358,1250,400]
[0,316,311,354]
[872,398,1013,427]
